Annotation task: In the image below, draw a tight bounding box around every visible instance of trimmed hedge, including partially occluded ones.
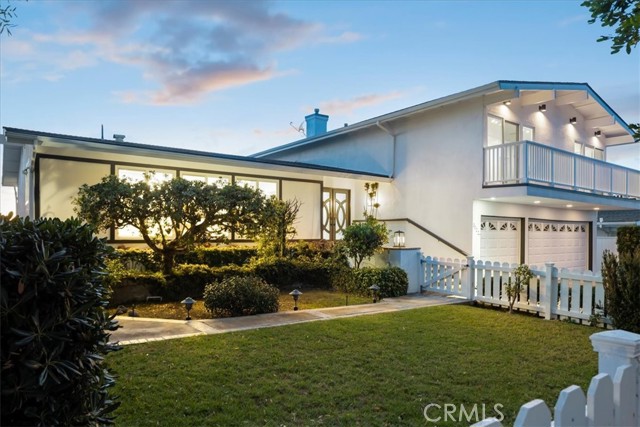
[349,267,409,298]
[203,275,279,317]
[1,216,119,426]
[174,246,257,267]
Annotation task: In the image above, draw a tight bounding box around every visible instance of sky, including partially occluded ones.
[0,0,638,167]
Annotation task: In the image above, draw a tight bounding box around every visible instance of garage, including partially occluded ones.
[479,217,521,264]
[527,220,589,270]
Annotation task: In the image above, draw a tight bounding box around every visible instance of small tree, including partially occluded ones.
[257,197,301,258]
[504,264,534,314]
[342,217,388,269]
[75,175,265,274]
[602,225,640,333]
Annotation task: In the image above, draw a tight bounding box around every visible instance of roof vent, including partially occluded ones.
[113,134,126,142]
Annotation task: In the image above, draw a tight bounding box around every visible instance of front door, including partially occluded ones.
[322,188,350,240]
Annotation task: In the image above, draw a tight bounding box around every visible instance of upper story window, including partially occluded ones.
[574,142,604,160]
[488,115,534,146]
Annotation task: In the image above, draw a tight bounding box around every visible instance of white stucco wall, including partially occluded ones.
[281,180,321,240]
[265,127,394,176]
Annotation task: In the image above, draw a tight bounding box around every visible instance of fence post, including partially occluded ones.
[590,330,640,422]
[543,262,555,320]
[462,256,475,301]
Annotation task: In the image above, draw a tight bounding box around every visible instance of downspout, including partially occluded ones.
[376,121,396,179]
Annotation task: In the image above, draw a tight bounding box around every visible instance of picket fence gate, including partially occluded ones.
[472,330,640,427]
[421,256,605,323]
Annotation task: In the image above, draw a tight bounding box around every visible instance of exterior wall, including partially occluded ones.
[281,180,321,239]
[392,99,485,257]
[264,126,393,177]
[486,98,604,154]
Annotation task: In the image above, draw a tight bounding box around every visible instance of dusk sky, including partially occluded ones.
[0,0,638,166]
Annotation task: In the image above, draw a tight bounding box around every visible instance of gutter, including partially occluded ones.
[376,121,396,179]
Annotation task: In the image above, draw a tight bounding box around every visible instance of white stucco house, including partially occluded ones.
[2,80,639,272]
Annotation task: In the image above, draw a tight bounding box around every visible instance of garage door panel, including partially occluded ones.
[480,218,520,264]
[527,221,588,270]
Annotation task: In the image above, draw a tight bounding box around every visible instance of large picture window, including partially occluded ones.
[236,177,278,198]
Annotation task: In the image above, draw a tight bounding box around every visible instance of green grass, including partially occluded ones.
[109,305,598,426]
[110,290,371,320]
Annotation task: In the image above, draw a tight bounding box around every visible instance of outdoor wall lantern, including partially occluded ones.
[569,117,577,124]
[181,297,195,320]
[538,104,546,112]
[368,284,380,303]
[289,289,303,311]
[594,130,602,137]
[393,230,406,248]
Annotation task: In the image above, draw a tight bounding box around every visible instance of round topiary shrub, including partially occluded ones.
[203,275,279,318]
[351,266,409,298]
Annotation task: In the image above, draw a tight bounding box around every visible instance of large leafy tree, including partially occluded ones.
[75,175,265,274]
[582,0,640,54]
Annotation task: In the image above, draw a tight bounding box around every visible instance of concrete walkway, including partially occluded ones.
[111,293,467,345]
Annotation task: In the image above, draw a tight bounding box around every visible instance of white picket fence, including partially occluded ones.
[472,330,640,427]
[422,256,606,323]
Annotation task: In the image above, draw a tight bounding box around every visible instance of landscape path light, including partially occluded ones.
[181,297,195,320]
[368,284,380,303]
[289,289,303,311]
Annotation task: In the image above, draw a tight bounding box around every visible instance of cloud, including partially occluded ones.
[317,91,405,116]
[319,31,365,44]
[3,0,362,104]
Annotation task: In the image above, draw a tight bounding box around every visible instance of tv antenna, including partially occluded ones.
[290,120,305,136]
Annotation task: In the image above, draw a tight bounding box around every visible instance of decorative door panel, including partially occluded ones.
[322,189,350,240]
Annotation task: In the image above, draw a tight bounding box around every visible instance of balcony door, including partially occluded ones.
[322,188,350,240]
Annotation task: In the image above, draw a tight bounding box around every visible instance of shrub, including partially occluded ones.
[602,225,640,333]
[616,225,640,255]
[163,264,249,301]
[203,275,279,317]
[0,215,119,426]
[105,260,167,305]
[250,257,344,290]
[342,218,388,268]
[113,247,160,271]
[349,267,408,298]
[505,264,534,314]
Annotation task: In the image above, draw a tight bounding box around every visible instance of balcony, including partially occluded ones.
[484,141,640,199]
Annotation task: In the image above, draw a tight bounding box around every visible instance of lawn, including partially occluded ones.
[111,289,371,320]
[108,304,599,426]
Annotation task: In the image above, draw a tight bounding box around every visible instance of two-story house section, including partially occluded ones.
[254,81,639,271]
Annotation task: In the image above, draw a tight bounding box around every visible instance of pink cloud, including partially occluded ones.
[318,91,405,115]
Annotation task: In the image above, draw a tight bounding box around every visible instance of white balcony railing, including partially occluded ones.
[484,140,640,199]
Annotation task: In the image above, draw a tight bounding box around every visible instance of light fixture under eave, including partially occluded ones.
[594,207,600,211]
[566,204,573,208]
[503,100,511,106]
[594,130,602,136]
[538,104,547,112]
[533,200,541,204]
[569,117,577,124]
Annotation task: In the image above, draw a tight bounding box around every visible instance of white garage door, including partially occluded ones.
[479,217,521,264]
[528,221,588,270]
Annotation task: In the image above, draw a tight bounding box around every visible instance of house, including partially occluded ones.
[254,81,639,271]
[2,80,639,272]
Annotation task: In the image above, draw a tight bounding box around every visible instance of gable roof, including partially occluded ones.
[253,80,635,158]
[2,127,391,182]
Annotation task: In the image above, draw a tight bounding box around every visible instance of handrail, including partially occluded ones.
[483,140,640,198]
[381,217,469,257]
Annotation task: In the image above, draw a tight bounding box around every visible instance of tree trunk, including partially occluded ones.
[162,251,175,275]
